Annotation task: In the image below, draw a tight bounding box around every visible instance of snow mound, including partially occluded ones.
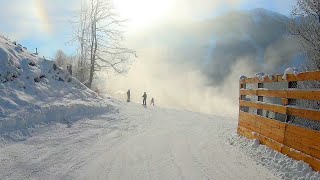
[0,36,117,138]
[228,133,320,179]
[254,72,275,82]
[254,72,265,81]
[240,75,247,80]
[282,67,301,80]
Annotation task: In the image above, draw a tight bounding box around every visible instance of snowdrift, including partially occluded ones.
[0,36,117,140]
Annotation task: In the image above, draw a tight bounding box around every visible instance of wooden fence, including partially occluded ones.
[237,71,320,171]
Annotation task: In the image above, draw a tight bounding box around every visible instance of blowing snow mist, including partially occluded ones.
[98,9,301,118]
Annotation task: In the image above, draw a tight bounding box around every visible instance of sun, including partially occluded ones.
[113,0,173,31]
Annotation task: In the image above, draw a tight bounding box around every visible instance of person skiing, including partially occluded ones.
[127,89,131,102]
[142,92,147,106]
[150,98,154,106]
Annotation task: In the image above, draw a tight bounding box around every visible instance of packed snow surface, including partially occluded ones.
[0,103,280,180]
[1,102,319,180]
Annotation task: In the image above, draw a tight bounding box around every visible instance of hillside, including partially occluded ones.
[0,36,117,140]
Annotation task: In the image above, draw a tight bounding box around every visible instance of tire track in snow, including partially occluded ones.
[168,149,186,180]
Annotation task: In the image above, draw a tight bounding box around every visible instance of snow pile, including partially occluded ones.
[0,36,117,139]
[240,75,247,81]
[254,72,266,81]
[282,67,301,80]
[228,133,320,180]
[254,72,275,81]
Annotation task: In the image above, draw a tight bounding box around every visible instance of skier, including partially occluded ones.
[127,89,131,102]
[142,92,147,106]
[150,98,154,106]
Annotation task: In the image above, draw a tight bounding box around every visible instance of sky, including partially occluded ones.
[0,0,297,58]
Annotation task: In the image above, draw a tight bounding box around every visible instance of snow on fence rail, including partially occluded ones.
[237,71,320,171]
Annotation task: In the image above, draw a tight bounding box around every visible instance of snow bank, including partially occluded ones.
[0,36,118,138]
[228,133,320,180]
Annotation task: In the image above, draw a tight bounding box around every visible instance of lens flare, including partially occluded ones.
[34,0,52,34]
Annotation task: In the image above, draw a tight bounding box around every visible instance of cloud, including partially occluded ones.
[99,8,301,118]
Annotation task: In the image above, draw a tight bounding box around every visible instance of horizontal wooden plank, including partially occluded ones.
[302,138,320,152]
[257,133,283,152]
[285,133,320,153]
[272,127,285,138]
[237,126,283,152]
[284,133,320,160]
[239,112,285,143]
[287,90,320,101]
[240,71,320,84]
[288,107,320,121]
[239,100,287,114]
[240,100,320,121]
[240,89,320,101]
[285,124,320,142]
[284,138,320,159]
[239,112,256,125]
[239,112,320,145]
[286,71,320,82]
[238,121,256,133]
[285,130,320,151]
[240,89,285,97]
[239,111,285,129]
[256,122,272,132]
[237,126,253,139]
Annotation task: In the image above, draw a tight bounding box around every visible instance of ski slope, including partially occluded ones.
[0,103,279,180]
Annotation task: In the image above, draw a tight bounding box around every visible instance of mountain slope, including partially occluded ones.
[201,8,301,84]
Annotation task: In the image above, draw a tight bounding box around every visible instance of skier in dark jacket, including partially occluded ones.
[142,92,147,105]
[127,89,130,102]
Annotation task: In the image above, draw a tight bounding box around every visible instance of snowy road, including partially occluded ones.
[0,103,279,180]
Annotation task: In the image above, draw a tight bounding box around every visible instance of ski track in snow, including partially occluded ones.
[0,103,279,180]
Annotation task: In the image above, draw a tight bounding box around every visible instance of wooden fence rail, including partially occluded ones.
[237,71,320,171]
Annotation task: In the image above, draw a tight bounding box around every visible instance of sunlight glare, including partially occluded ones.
[113,0,173,31]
